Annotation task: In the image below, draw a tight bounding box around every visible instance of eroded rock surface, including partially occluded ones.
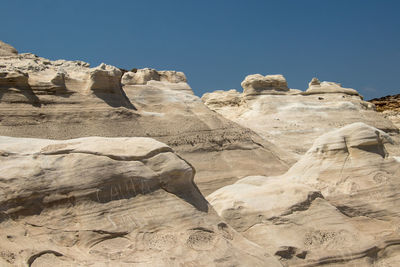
[303,77,360,96]
[3,40,400,266]
[208,123,400,266]
[0,136,281,266]
[0,42,290,195]
[241,74,289,96]
[203,75,399,160]
[369,94,400,129]
[121,68,187,86]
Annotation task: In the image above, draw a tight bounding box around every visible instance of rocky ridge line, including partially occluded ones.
[369,94,400,129]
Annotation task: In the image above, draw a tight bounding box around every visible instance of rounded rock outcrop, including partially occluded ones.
[121,68,187,85]
[241,74,289,96]
[304,77,361,96]
[0,135,281,267]
[0,40,18,57]
[85,63,123,94]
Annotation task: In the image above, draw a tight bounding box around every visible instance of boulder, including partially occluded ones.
[202,89,242,107]
[85,63,122,94]
[121,68,187,85]
[241,74,289,96]
[121,68,160,85]
[159,70,187,83]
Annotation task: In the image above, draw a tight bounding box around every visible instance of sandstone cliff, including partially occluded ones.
[0,41,290,195]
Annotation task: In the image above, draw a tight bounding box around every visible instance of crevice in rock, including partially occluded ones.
[299,239,400,267]
[88,230,129,248]
[40,146,174,162]
[280,191,324,217]
[27,250,63,266]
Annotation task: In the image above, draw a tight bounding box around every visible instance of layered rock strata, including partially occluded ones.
[208,123,400,266]
[203,75,400,160]
[241,74,290,96]
[0,136,281,266]
[0,41,290,195]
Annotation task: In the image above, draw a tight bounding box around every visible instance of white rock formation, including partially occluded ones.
[0,136,281,266]
[241,74,289,96]
[287,122,397,196]
[208,123,400,266]
[121,68,191,93]
[85,63,122,94]
[0,42,291,195]
[121,68,160,85]
[304,77,360,96]
[2,40,400,266]
[203,75,399,160]
[121,68,187,85]
[121,75,290,194]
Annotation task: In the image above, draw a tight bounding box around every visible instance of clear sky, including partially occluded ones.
[2,0,399,99]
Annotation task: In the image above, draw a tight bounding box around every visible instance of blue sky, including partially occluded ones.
[2,0,400,99]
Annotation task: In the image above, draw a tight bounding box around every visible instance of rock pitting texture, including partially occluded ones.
[0,136,281,266]
[369,94,400,129]
[0,42,290,195]
[208,123,400,266]
[203,76,400,160]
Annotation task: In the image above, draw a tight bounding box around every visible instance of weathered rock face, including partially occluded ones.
[121,68,187,86]
[369,94,400,129]
[121,76,291,195]
[0,51,133,109]
[208,123,400,266]
[0,42,290,195]
[3,40,400,266]
[287,123,398,196]
[85,63,122,94]
[0,70,29,89]
[241,74,289,96]
[0,40,18,56]
[203,75,400,160]
[0,136,281,266]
